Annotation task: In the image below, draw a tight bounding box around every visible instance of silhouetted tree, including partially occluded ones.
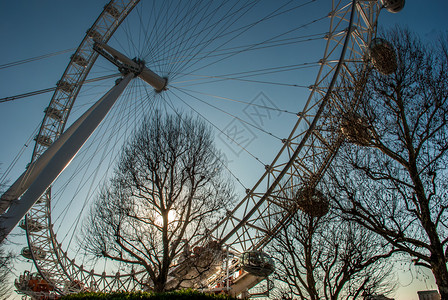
[1,176,14,299]
[82,112,234,292]
[328,27,448,297]
[0,241,14,299]
[271,210,396,300]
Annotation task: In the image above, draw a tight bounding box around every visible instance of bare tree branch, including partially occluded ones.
[81,112,234,292]
[329,26,448,297]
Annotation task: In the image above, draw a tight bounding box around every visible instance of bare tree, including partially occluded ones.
[271,210,396,300]
[0,176,14,299]
[0,240,14,299]
[82,112,234,292]
[328,27,448,297]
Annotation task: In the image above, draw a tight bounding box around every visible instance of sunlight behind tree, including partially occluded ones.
[81,111,235,292]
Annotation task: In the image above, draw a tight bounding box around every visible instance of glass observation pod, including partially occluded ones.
[15,271,54,294]
[340,114,373,146]
[241,251,275,277]
[18,218,44,232]
[21,247,46,260]
[381,0,405,13]
[369,38,398,75]
[295,187,330,218]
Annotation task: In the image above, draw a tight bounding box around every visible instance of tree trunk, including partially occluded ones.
[431,259,448,300]
[417,193,448,298]
[409,154,448,298]
[153,278,167,293]
[431,258,448,299]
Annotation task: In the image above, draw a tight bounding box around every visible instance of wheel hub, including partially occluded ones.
[93,41,167,92]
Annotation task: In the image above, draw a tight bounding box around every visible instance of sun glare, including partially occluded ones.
[155,210,178,226]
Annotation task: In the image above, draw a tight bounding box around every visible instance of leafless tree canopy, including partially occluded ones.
[271,210,396,300]
[82,112,234,292]
[328,27,448,297]
[0,176,14,299]
[0,243,14,298]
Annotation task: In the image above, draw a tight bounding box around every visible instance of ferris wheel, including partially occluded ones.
[0,0,404,298]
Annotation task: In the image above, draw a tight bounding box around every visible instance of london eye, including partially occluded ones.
[0,0,404,298]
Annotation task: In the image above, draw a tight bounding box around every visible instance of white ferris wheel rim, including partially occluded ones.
[18,0,383,295]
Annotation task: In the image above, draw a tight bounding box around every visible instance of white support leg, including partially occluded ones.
[1,78,125,214]
[0,73,133,243]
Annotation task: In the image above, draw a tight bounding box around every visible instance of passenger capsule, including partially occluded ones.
[21,247,32,259]
[18,219,44,232]
[15,271,54,293]
[369,38,397,75]
[340,114,372,146]
[64,280,84,293]
[381,0,405,13]
[295,187,329,217]
[21,247,46,260]
[241,251,275,277]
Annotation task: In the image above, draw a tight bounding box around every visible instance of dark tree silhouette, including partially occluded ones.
[82,112,234,292]
[271,210,396,300]
[328,27,448,298]
[0,241,14,298]
[0,174,14,299]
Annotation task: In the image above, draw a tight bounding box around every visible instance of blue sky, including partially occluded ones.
[1,1,447,299]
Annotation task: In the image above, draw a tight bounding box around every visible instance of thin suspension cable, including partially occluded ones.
[169,0,265,77]
[177,73,312,88]
[62,87,163,251]
[162,91,248,190]
[168,89,266,166]
[164,1,220,76]
[0,88,56,103]
[173,87,297,115]
[55,81,151,243]
[0,48,76,70]
[61,83,146,247]
[154,33,324,68]
[180,13,328,80]
[173,63,318,88]
[173,86,284,141]
[167,0,257,76]
[161,0,205,75]
[151,0,255,77]
[0,74,120,103]
[0,126,40,185]
[172,0,321,77]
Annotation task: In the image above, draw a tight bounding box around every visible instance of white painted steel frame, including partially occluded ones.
[0,73,133,243]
